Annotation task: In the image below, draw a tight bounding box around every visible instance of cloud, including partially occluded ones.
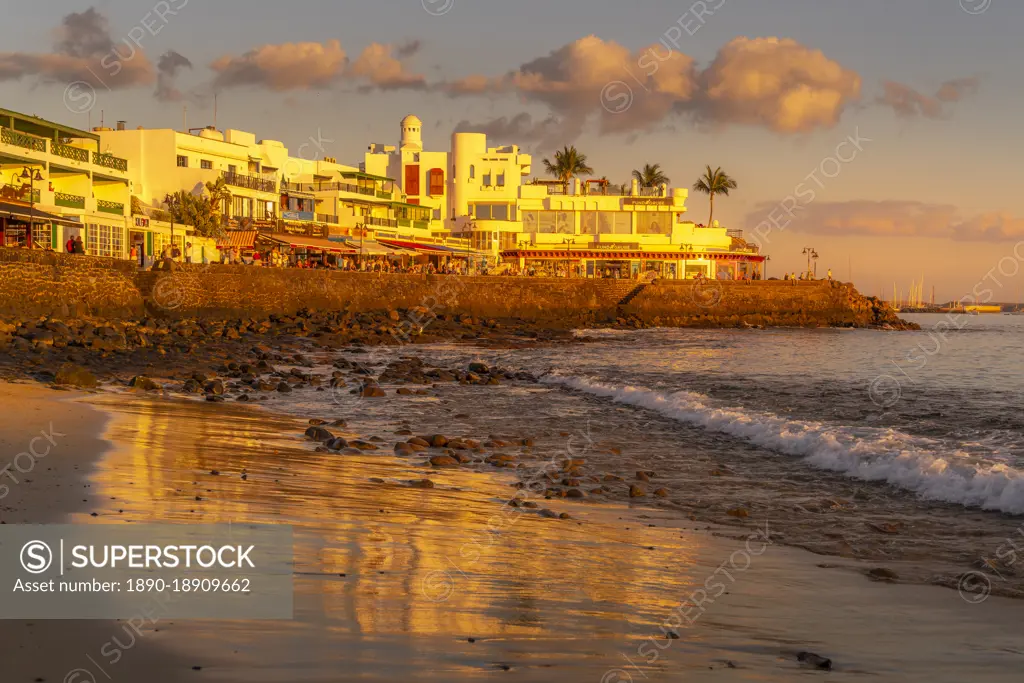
[395,39,422,60]
[695,37,861,133]
[744,199,1024,242]
[454,112,564,150]
[350,43,425,90]
[0,7,154,89]
[209,40,424,92]
[155,50,192,102]
[210,40,346,91]
[878,77,979,118]
[442,35,861,141]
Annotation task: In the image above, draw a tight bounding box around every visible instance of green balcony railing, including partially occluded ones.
[52,143,90,163]
[397,218,412,228]
[54,192,86,209]
[93,152,128,172]
[375,190,391,199]
[414,220,430,230]
[96,199,124,215]
[1,128,47,153]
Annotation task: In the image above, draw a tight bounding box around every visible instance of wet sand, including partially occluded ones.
[7,389,1015,682]
[0,383,190,683]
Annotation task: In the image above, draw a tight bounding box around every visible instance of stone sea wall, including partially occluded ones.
[0,249,898,328]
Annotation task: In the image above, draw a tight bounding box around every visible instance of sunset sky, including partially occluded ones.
[2,0,1020,302]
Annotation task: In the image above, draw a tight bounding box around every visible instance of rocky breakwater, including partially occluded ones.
[621,280,918,330]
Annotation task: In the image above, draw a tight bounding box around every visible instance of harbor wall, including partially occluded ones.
[0,248,896,327]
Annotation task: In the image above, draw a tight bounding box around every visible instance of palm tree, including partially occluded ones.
[692,165,738,228]
[543,145,593,190]
[205,177,232,223]
[632,163,670,189]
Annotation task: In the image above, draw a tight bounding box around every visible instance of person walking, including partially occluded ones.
[65,235,75,253]
[73,236,85,254]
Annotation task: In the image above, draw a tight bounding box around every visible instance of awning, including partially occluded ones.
[342,240,416,256]
[262,233,356,253]
[376,238,447,253]
[500,249,765,262]
[216,230,258,249]
[341,171,393,183]
[0,201,82,226]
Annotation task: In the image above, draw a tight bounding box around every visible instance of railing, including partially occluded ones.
[52,143,90,163]
[1,128,46,153]
[317,213,339,224]
[222,171,276,193]
[361,216,398,229]
[414,220,430,230]
[638,187,663,197]
[96,199,125,215]
[281,181,316,193]
[375,190,391,199]
[397,218,412,228]
[54,192,86,209]
[93,152,128,172]
[583,185,630,196]
[0,184,39,203]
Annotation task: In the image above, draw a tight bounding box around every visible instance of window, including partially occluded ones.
[497,172,505,187]
[201,159,213,170]
[599,212,632,234]
[637,212,672,235]
[248,161,261,174]
[522,210,572,233]
[176,155,188,168]
[85,223,124,258]
[405,164,420,195]
[483,172,492,186]
[32,223,52,250]
[433,208,441,219]
[473,204,510,220]
[428,168,445,196]
[469,165,475,179]
[228,165,237,174]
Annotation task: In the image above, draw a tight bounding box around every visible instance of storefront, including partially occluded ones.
[0,201,79,250]
[501,248,765,280]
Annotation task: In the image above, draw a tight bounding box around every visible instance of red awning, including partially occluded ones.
[376,238,447,253]
[500,249,765,262]
[262,233,356,253]
[216,230,257,249]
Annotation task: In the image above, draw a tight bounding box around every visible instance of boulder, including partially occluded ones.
[129,376,161,392]
[54,364,98,388]
[305,426,335,442]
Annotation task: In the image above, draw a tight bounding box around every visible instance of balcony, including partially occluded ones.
[414,220,430,230]
[96,199,125,216]
[317,213,339,224]
[52,143,90,164]
[1,128,47,153]
[361,216,398,229]
[0,184,39,203]
[222,171,276,193]
[54,192,86,210]
[93,152,128,172]
[375,190,391,199]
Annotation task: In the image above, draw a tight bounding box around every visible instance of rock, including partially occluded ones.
[277,382,293,393]
[468,362,489,374]
[539,508,560,519]
[636,471,650,482]
[726,507,749,518]
[305,426,335,442]
[796,652,832,670]
[629,485,646,498]
[360,385,387,398]
[566,488,586,499]
[129,375,161,392]
[309,418,326,426]
[654,488,669,497]
[408,479,435,489]
[204,379,225,395]
[53,364,97,388]
[408,437,431,448]
[429,455,459,467]
[394,443,416,455]
[326,437,349,451]
[867,567,899,582]
[430,434,449,447]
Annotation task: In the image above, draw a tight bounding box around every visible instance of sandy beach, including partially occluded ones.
[2,381,1022,682]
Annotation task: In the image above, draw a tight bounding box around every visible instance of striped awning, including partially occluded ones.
[500,249,765,262]
[216,230,258,249]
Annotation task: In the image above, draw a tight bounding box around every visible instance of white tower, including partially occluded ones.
[400,114,423,152]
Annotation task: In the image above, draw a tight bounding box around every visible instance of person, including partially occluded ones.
[73,236,85,254]
[783,272,789,281]
[129,245,138,263]
[172,244,181,261]
[185,242,193,264]
[827,268,833,282]
[65,236,75,254]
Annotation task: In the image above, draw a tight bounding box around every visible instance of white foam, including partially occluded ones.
[544,375,1024,515]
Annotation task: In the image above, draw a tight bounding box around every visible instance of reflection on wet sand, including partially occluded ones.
[85,396,705,681]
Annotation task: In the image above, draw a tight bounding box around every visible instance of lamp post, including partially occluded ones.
[561,238,573,278]
[20,167,43,249]
[802,247,818,279]
[764,255,771,280]
[165,194,181,260]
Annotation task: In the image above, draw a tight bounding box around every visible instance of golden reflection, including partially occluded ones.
[84,395,705,645]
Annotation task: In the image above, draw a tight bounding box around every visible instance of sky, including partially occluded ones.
[1,0,1021,302]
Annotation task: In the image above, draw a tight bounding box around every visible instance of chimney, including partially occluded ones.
[116,121,126,131]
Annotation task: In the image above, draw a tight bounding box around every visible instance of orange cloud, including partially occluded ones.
[350,43,425,90]
[878,77,979,118]
[211,40,346,91]
[746,200,1024,242]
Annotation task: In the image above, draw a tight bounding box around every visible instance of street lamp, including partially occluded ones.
[561,238,573,278]
[165,193,181,260]
[764,254,771,280]
[802,247,819,279]
[20,167,43,249]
